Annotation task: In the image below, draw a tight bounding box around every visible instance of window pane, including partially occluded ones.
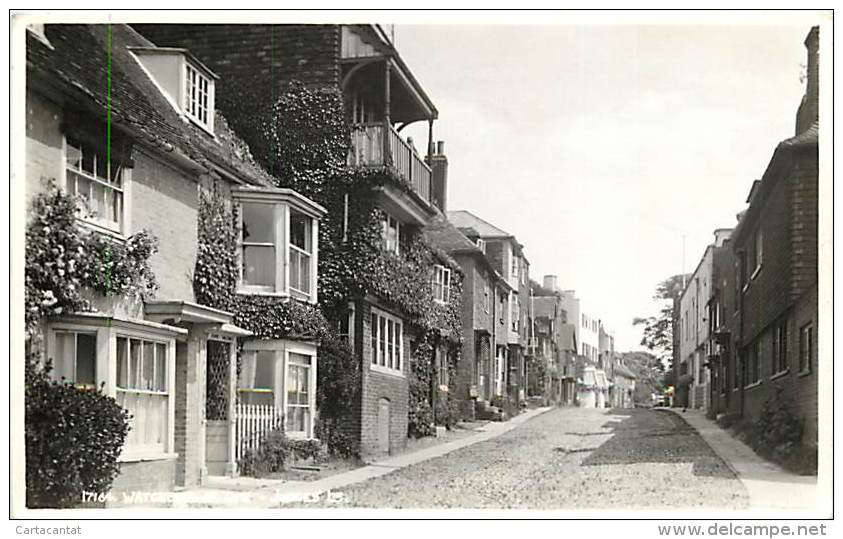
[289,247,310,294]
[142,341,155,391]
[241,202,274,243]
[254,351,275,390]
[379,316,387,367]
[387,320,394,369]
[242,245,275,287]
[66,141,82,170]
[155,343,167,392]
[289,211,311,252]
[75,333,96,387]
[53,332,76,382]
[130,339,142,389]
[371,313,378,365]
[116,337,129,388]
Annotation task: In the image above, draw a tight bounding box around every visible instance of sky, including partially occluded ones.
[393,22,813,351]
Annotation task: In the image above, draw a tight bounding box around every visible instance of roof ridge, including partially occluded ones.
[446,209,512,237]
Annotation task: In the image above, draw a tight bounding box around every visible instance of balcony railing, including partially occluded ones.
[350,122,432,203]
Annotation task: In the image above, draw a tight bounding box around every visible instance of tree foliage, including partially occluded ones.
[632,273,689,364]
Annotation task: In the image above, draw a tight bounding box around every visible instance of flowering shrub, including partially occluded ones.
[25,182,158,336]
[25,353,130,508]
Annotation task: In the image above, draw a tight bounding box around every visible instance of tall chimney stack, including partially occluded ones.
[543,274,558,292]
[428,141,448,212]
[796,26,819,134]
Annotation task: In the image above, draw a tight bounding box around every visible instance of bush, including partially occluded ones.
[237,429,327,477]
[434,396,460,429]
[408,398,435,438]
[752,390,805,461]
[314,418,358,459]
[25,356,130,508]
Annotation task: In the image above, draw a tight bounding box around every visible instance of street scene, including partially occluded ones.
[13,12,827,519]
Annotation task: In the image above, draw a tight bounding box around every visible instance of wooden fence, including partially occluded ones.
[234,403,284,460]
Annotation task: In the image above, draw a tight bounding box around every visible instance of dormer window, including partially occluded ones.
[475,238,486,254]
[129,47,217,134]
[184,62,213,130]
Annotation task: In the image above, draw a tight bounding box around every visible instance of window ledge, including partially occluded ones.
[751,265,762,281]
[744,381,762,390]
[76,218,127,242]
[798,369,813,378]
[236,288,290,299]
[770,369,790,381]
[370,364,405,378]
[118,451,178,463]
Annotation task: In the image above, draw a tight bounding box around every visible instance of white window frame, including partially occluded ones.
[752,227,764,279]
[432,264,451,304]
[370,307,404,376]
[45,317,180,461]
[234,190,320,304]
[62,135,132,238]
[483,280,491,314]
[238,340,318,439]
[476,238,486,254]
[183,61,215,133]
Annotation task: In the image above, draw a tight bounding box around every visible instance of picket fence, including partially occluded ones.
[234,403,284,460]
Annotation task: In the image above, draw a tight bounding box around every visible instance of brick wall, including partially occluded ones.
[355,300,409,459]
[131,149,199,302]
[739,165,792,343]
[790,150,818,302]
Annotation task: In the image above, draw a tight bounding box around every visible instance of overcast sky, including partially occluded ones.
[396,23,813,351]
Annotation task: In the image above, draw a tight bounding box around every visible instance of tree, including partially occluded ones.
[632,274,689,365]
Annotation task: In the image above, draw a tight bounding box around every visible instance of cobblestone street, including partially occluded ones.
[288,408,749,509]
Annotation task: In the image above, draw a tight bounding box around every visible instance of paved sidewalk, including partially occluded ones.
[666,408,820,514]
[161,406,553,508]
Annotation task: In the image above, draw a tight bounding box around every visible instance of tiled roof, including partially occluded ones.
[446,210,512,239]
[27,24,275,187]
[423,214,482,254]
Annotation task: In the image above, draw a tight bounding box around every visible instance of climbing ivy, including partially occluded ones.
[25,181,158,337]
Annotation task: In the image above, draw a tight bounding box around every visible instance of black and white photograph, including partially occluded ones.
[7,7,834,527]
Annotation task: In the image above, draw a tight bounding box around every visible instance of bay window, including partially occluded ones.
[432,264,451,304]
[238,340,318,438]
[370,308,403,374]
[64,137,127,234]
[233,187,324,303]
[115,336,170,453]
[45,315,181,459]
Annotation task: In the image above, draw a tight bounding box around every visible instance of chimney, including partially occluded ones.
[543,274,558,292]
[428,141,448,212]
[795,26,819,134]
[713,228,732,247]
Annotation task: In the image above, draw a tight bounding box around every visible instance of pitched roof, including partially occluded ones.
[26,24,275,187]
[446,210,512,239]
[423,214,483,254]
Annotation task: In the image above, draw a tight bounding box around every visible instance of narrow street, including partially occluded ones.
[290,408,749,509]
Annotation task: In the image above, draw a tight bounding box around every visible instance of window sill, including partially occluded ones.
[751,265,762,281]
[118,451,178,463]
[770,369,790,381]
[76,218,127,242]
[236,288,290,298]
[744,381,762,391]
[798,369,813,378]
[370,364,405,378]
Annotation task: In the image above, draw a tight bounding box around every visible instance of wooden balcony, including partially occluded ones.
[350,122,432,204]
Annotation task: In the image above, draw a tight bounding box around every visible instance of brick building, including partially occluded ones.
[135,24,456,458]
[709,27,819,450]
[25,24,328,494]
[447,210,531,408]
[424,215,511,419]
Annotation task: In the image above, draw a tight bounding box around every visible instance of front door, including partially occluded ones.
[377,398,390,454]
